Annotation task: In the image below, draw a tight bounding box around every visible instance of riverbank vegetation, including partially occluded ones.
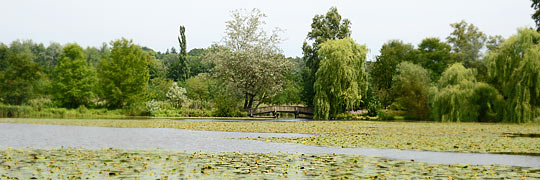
[1,118,538,154]
[1,3,540,122]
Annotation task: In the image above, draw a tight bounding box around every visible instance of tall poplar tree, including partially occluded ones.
[167,26,190,81]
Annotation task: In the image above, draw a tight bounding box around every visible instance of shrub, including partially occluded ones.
[212,94,242,117]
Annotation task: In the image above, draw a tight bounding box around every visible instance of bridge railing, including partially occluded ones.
[244,106,314,116]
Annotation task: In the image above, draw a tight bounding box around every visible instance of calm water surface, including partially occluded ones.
[0,123,539,168]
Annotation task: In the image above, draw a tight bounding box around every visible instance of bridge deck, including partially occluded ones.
[244,106,313,117]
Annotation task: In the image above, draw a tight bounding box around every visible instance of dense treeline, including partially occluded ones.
[0,9,303,118]
[1,3,539,122]
[305,5,540,122]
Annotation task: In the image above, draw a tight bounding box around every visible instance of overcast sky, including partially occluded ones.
[0,0,535,59]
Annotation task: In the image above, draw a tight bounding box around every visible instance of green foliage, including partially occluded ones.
[0,103,125,118]
[185,74,217,109]
[147,77,174,101]
[302,7,352,106]
[212,93,244,117]
[0,43,8,71]
[370,40,416,107]
[266,78,302,105]
[415,38,454,80]
[210,9,292,109]
[391,62,432,119]
[167,26,190,81]
[187,48,213,77]
[0,51,42,105]
[148,58,166,79]
[431,63,502,122]
[446,20,487,63]
[266,57,304,105]
[185,74,213,102]
[486,35,505,51]
[437,62,476,88]
[313,38,368,120]
[98,38,150,108]
[533,0,540,31]
[487,28,540,123]
[52,43,97,108]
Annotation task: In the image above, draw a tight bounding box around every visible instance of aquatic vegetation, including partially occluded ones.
[1,118,539,154]
[0,148,538,179]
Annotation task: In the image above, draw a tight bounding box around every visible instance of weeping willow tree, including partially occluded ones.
[313,38,368,119]
[487,28,540,123]
[431,63,502,122]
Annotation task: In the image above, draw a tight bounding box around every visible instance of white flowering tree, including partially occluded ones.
[166,82,188,108]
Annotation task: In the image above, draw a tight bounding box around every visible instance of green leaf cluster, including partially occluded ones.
[52,43,96,108]
[391,62,432,119]
[370,40,417,107]
[98,38,150,108]
[314,38,368,119]
[302,7,351,107]
[431,63,502,122]
[487,28,540,123]
[0,51,42,105]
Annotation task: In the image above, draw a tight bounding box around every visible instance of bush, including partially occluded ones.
[123,103,149,116]
[212,94,243,117]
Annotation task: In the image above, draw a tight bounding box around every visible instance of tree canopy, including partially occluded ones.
[370,40,416,107]
[302,7,351,107]
[487,28,540,123]
[313,38,368,120]
[446,20,486,64]
[533,0,540,31]
[210,8,292,109]
[98,38,150,108]
[391,62,432,119]
[432,63,502,122]
[415,38,454,81]
[52,43,96,108]
[0,51,42,105]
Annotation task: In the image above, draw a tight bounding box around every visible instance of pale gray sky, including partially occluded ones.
[0,0,535,59]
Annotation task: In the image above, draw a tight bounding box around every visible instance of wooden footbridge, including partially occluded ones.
[244,106,314,118]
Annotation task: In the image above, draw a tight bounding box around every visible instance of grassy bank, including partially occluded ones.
[1,148,538,179]
[1,118,539,154]
[0,104,249,119]
[0,104,126,119]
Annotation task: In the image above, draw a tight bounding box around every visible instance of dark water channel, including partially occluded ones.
[1,123,539,168]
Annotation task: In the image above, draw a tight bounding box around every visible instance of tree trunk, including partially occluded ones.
[255,91,267,108]
[247,95,255,109]
[243,93,249,109]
